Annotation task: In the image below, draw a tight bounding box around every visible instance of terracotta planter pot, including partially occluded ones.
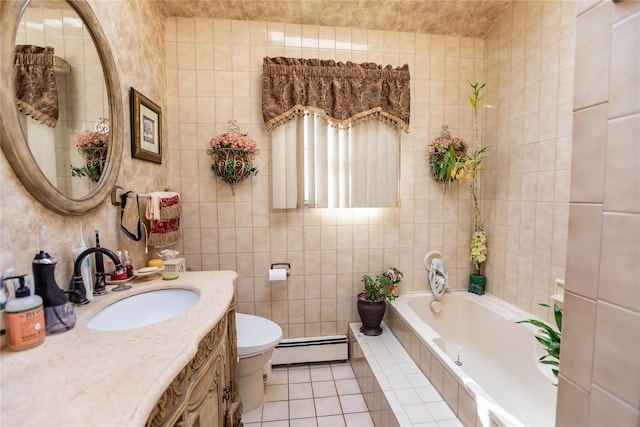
[469,274,486,295]
[357,294,386,336]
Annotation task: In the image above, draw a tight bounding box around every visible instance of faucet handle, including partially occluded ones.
[93,271,108,296]
[67,276,89,305]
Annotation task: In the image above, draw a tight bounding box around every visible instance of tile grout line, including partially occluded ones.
[242,361,375,426]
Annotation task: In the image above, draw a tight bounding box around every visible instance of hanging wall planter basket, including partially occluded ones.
[209,148,257,184]
[207,120,259,194]
[427,125,469,193]
[70,120,110,183]
[82,147,108,183]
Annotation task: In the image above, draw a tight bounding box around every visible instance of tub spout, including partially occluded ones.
[70,247,124,305]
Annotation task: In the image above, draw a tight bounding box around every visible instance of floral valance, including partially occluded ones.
[262,57,410,132]
[14,45,59,128]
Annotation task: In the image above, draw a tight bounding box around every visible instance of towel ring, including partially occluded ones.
[120,191,143,241]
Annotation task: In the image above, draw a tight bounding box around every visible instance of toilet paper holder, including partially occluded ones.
[270,262,291,277]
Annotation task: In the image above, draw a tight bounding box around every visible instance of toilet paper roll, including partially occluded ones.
[269,268,287,281]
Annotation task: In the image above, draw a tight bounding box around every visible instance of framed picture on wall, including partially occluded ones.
[130,87,162,164]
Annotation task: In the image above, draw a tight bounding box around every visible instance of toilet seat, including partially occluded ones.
[236,313,282,358]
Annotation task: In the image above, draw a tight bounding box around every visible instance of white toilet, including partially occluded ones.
[235,313,283,411]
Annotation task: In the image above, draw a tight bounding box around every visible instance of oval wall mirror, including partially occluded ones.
[0,0,122,215]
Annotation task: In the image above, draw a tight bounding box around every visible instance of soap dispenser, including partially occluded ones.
[33,250,77,334]
[3,274,46,350]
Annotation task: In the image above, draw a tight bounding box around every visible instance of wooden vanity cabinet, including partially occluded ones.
[146,298,242,427]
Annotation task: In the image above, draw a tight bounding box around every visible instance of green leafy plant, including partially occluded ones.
[359,267,403,302]
[517,303,562,381]
[451,81,490,275]
[428,132,469,188]
[70,158,106,183]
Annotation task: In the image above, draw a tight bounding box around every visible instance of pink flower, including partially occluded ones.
[209,131,258,154]
[428,135,468,155]
[383,267,403,284]
[75,131,109,152]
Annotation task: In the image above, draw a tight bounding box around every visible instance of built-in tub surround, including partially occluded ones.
[386,291,557,427]
[0,271,237,426]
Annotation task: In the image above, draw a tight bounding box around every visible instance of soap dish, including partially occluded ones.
[106,276,134,286]
[157,249,179,260]
[134,266,165,280]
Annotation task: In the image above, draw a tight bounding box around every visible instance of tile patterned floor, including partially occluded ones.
[241,362,375,427]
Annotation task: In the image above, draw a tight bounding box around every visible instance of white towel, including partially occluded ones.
[429,258,448,297]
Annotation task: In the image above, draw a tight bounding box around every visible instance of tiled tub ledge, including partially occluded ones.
[348,323,463,427]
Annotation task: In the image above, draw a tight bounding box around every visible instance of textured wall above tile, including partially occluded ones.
[156,0,512,38]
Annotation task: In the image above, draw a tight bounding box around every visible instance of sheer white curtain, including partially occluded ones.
[271,112,400,209]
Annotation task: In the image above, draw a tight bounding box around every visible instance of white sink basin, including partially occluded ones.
[86,288,199,331]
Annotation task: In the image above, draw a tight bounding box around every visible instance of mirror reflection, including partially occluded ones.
[15,0,108,199]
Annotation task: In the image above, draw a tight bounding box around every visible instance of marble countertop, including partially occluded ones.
[0,270,237,427]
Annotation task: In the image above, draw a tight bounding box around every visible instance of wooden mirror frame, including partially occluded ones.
[0,0,123,215]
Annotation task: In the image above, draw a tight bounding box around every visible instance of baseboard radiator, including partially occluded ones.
[271,335,348,365]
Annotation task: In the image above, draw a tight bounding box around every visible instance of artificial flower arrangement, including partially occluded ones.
[209,131,258,153]
[359,267,403,302]
[70,130,110,183]
[427,127,469,190]
[470,229,487,274]
[207,121,259,193]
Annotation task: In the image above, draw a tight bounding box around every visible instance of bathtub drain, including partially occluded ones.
[455,355,462,366]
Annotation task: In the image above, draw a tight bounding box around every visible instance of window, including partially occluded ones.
[262,57,410,209]
[271,112,400,208]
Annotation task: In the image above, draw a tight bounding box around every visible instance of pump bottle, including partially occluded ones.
[3,275,45,350]
[124,251,134,278]
[33,251,77,334]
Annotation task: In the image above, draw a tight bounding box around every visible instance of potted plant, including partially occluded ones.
[207,120,258,194]
[452,81,489,294]
[517,303,562,383]
[357,267,402,336]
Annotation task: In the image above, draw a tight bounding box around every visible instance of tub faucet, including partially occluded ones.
[69,247,124,305]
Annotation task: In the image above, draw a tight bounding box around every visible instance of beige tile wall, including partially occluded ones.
[164,17,487,338]
[482,1,576,319]
[558,1,640,425]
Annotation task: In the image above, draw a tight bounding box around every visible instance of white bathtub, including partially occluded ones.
[387,291,557,427]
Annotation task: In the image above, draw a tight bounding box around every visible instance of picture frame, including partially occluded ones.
[130,87,162,164]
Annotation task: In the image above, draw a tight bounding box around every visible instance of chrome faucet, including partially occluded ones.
[69,247,124,305]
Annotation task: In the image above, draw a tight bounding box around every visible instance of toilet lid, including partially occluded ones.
[236,313,283,358]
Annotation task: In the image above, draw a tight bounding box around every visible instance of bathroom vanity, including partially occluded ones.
[0,271,242,427]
